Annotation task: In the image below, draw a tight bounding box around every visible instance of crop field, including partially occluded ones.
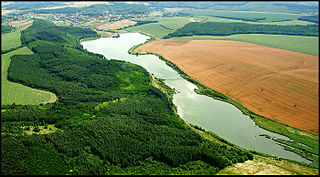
[138,39,319,133]
[125,17,191,38]
[173,34,318,56]
[1,47,57,105]
[97,19,137,30]
[8,19,34,31]
[180,9,306,22]
[1,30,21,51]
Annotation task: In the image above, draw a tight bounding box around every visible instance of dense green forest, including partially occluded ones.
[298,15,319,24]
[1,19,253,175]
[164,22,319,38]
[3,1,66,10]
[211,16,267,22]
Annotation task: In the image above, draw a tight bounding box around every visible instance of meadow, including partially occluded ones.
[174,34,318,56]
[1,47,57,105]
[125,17,191,38]
[1,30,21,51]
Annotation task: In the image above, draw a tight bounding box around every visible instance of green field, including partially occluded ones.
[1,47,57,105]
[174,34,318,56]
[125,17,191,38]
[1,30,22,51]
[203,16,316,26]
[180,9,306,22]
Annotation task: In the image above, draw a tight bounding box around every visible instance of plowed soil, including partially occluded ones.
[138,39,318,133]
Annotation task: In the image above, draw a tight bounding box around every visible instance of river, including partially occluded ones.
[81,32,311,163]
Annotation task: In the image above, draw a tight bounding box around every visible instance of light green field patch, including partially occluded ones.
[1,47,57,105]
[23,124,59,135]
[27,40,56,49]
[125,17,191,38]
[174,34,318,56]
[126,23,172,38]
[1,30,21,51]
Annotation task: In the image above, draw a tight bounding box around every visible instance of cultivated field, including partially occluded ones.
[97,19,137,30]
[138,39,318,133]
[1,30,21,51]
[174,34,318,56]
[8,19,34,31]
[2,47,57,105]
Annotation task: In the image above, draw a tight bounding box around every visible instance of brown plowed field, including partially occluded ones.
[138,39,318,133]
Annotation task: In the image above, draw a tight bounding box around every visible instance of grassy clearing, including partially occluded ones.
[22,124,59,135]
[125,17,191,38]
[1,47,57,105]
[173,34,318,56]
[1,30,21,51]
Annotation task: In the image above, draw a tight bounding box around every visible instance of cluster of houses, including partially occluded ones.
[4,11,153,27]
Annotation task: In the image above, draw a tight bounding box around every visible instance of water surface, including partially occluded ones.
[81,32,311,163]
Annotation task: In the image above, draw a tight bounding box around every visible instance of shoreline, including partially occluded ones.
[126,33,318,167]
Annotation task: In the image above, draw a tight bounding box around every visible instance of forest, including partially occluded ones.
[298,15,319,24]
[2,1,65,10]
[164,22,319,38]
[1,19,253,175]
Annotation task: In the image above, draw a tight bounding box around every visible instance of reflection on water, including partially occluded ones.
[81,33,311,164]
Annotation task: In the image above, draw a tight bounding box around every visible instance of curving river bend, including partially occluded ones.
[81,32,311,164]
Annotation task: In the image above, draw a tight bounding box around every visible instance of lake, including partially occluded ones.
[81,32,311,163]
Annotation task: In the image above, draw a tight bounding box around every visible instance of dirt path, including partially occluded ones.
[138,39,319,133]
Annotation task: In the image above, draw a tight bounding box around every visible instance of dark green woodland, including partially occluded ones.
[164,22,319,38]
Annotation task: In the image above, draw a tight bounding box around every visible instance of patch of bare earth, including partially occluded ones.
[217,155,318,175]
[97,19,137,30]
[138,39,319,133]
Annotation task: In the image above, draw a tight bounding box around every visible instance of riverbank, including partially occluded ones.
[128,35,318,168]
[189,124,318,175]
